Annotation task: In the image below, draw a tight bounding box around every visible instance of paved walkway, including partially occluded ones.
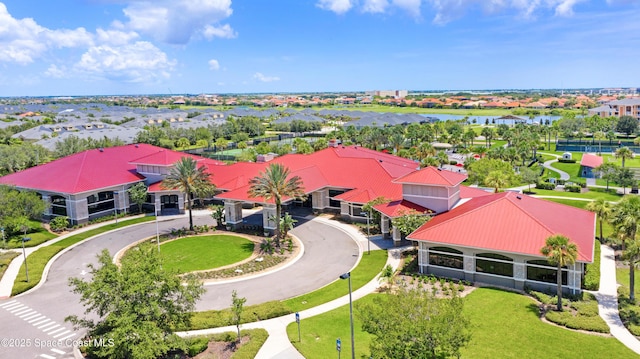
[178,219,407,359]
[538,152,570,181]
[592,244,640,355]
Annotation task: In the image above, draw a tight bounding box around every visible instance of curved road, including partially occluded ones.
[0,214,359,359]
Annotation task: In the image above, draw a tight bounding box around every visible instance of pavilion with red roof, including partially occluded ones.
[580,153,603,178]
[407,191,595,295]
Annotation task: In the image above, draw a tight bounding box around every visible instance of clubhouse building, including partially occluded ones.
[0,143,595,294]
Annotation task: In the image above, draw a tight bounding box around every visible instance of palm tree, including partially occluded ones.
[586,198,612,242]
[248,163,305,248]
[594,131,606,155]
[610,195,640,251]
[162,157,214,231]
[615,146,634,168]
[435,151,449,168]
[481,127,494,147]
[485,170,510,193]
[541,235,578,311]
[622,239,640,302]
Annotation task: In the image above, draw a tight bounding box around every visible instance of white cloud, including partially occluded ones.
[203,24,237,39]
[393,0,422,17]
[75,41,176,83]
[44,64,66,79]
[208,59,220,70]
[253,72,280,82]
[363,0,389,13]
[122,0,234,44]
[96,28,140,46]
[0,3,93,64]
[316,0,354,15]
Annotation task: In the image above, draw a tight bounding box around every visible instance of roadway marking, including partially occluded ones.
[39,354,55,359]
[51,348,66,354]
[2,300,78,341]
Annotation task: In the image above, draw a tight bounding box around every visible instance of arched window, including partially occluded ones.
[476,253,513,277]
[428,247,463,270]
[526,259,567,285]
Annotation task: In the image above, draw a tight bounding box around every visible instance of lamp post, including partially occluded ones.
[22,237,31,282]
[339,272,355,359]
[360,212,371,255]
[155,201,160,253]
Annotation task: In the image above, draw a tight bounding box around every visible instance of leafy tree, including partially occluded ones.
[616,115,638,136]
[540,235,578,312]
[162,157,215,231]
[613,167,636,194]
[230,290,247,343]
[391,210,430,236]
[519,167,539,193]
[279,212,297,239]
[0,186,48,236]
[615,146,634,168]
[379,264,395,291]
[248,163,305,248]
[66,245,205,359]
[586,198,612,241]
[358,287,471,359]
[610,195,640,300]
[596,162,619,191]
[127,182,148,213]
[466,158,515,186]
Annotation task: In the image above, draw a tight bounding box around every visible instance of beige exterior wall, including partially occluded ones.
[402,183,460,213]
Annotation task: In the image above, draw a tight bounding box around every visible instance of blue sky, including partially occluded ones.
[0,0,638,96]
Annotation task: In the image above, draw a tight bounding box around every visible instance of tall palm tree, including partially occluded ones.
[248,163,305,248]
[585,198,612,242]
[594,131,606,155]
[485,170,510,193]
[610,195,640,251]
[541,235,578,311]
[481,127,494,148]
[622,239,640,302]
[162,157,214,231]
[615,146,634,168]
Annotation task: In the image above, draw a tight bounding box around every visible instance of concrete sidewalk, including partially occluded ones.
[593,245,640,355]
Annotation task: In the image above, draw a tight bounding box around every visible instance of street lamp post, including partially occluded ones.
[361,212,371,255]
[155,201,160,253]
[22,237,31,282]
[339,272,355,359]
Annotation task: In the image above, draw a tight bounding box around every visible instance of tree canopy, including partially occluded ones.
[66,244,205,359]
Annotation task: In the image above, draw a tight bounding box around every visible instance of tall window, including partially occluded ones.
[87,191,115,215]
[328,189,346,208]
[526,260,567,285]
[428,247,463,270]
[51,195,67,216]
[476,253,513,277]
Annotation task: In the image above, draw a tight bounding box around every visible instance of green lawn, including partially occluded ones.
[616,267,639,302]
[160,235,255,273]
[530,188,622,201]
[4,219,57,249]
[288,288,636,359]
[542,198,589,209]
[12,216,155,296]
[188,250,387,330]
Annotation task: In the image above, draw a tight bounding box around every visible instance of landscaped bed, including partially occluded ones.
[183,329,268,359]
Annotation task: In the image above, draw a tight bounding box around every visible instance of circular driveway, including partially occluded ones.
[0,213,360,358]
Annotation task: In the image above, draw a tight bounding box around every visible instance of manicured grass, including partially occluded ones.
[530,188,622,201]
[617,267,640,336]
[490,140,507,149]
[0,251,19,281]
[188,250,388,330]
[462,288,635,358]
[11,216,155,296]
[160,235,254,273]
[602,154,640,168]
[584,242,601,291]
[542,198,589,209]
[616,267,639,303]
[4,219,57,249]
[288,288,635,359]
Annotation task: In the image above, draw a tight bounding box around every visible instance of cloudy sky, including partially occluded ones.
[0,0,638,96]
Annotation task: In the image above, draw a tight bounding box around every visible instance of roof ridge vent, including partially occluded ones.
[99,148,104,152]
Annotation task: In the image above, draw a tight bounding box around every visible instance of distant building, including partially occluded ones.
[588,98,640,120]
[366,90,408,99]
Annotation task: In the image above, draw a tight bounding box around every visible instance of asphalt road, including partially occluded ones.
[0,214,359,359]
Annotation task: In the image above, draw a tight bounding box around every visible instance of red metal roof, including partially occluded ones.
[580,153,603,169]
[459,185,493,198]
[394,166,467,187]
[129,149,205,166]
[374,200,434,218]
[0,144,160,194]
[407,192,595,262]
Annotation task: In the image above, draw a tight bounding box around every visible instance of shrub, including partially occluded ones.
[558,159,577,163]
[545,310,609,333]
[449,160,458,165]
[536,182,556,190]
[49,216,69,232]
[565,185,582,193]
